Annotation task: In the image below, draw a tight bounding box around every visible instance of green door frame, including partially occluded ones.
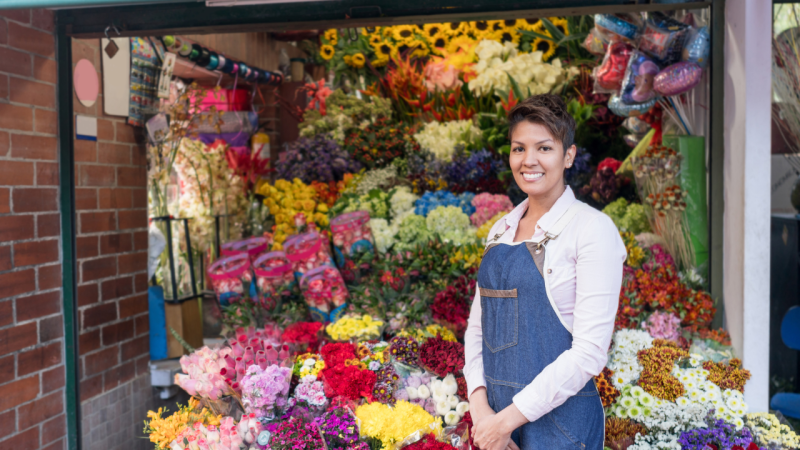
[54,1,724,448]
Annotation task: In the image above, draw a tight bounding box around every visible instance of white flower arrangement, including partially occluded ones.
[606,329,654,389]
[412,120,483,162]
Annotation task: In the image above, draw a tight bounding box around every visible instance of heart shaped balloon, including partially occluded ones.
[654,61,702,96]
[594,41,634,91]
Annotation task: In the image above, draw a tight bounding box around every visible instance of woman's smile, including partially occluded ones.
[520,172,544,182]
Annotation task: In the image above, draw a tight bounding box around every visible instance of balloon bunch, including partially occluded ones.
[586,12,710,132]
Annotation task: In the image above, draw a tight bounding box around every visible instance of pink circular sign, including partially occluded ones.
[73,59,99,107]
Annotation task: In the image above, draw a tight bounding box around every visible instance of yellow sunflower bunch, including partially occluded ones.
[527,17,569,61]
[319,28,338,61]
[144,399,221,450]
[258,178,329,250]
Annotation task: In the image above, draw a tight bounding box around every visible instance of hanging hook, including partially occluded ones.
[348,28,358,42]
[104,24,121,39]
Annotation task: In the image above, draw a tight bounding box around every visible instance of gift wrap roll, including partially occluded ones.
[662,135,708,274]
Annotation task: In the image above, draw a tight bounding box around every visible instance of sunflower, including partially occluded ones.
[549,17,569,36]
[319,44,335,60]
[372,55,390,67]
[446,35,476,55]
[502,19,521,30]
[391,43,410,60]
[422,23,445,40]
[470,20,492,37]
[531,20,551,38]
[408,38,430,58]
[350,53,366,68]
[521,18,541,31]
[489,20,505,32]
[374,41,393,60]
[429,32,448,55]
[445,21,469,36]
[369,34,383,47]
[532,38,556,61]
[392,24,418,44]
[491,29,520,45]
[323,29,339,45]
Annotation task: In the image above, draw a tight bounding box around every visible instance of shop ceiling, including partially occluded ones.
[48,0,711,37]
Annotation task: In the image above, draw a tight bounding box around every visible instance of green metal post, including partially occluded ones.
[709,0,725,327]
[55,11,81,450]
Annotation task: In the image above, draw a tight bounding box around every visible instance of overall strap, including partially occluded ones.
[528,201,587,276]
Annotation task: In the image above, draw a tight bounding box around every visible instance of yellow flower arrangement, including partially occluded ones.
[323,28,339,45]
[445,35,478,58]
[392,24,418,44]
[355,401,443,450]
[408,39,430,58]
[477,211,507,241]
[520,18,541,31]
[531,38,556,61]
[428,33,448,55]
[549,17,569,36]
[258,178,328,249]
[326,314,384,341]
[470,20,492,37]
[344,53,367,69]
[369,34,383,46]
[320,44,335,61]
[422,23,444,40]
[294,353,326,379]
[449,243,483,270]
[620,231,645,268]
[143,399,221,450]
[491,28,521,45]
[444,21,469,36]
[501,19,521,30]
[745,412,800,449]
[397,324,457,343]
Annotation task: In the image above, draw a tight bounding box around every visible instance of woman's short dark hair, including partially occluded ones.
[507,94,575,154]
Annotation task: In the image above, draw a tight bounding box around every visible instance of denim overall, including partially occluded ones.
[478,220,604,449]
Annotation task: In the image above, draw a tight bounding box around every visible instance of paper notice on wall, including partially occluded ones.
[101,37,130,117]
[76,114,97,141]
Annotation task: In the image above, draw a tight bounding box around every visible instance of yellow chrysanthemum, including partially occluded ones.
[323,28,339,45]
[320,44,335,60]
[444,21,470,36]
[422,23,445,40]
[549,17,569,36]
[532,37,556,61]
[392,24,418,44]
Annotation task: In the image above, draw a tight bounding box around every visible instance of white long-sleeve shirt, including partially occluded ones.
[463,186,626,422]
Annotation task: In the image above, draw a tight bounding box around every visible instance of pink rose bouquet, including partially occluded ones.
[424,59,463,92]
[470,193,513,228]
[175,346,232,400]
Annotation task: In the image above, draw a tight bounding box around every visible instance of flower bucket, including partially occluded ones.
[221,236,269,259]
[299,266,349,322]
[284,231,335,279]
[330,210,374,266]
[207,253,252,306]
[198,88,252,112]
[252,251,294,310]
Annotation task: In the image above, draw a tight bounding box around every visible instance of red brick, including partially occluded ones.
[13,188,57,212]
[132,188,147,208]
[0,73,8,101]
[81,301,116,328]
[9,21,54,57]
[34,109,58,136]
[0,321,37,353]
[42,366,65,393]
[135,354,149,376]
[101,319,134,346]
[76,236,97,259]
[96,119,114,141]
[77,283,98,307]
[0,427,39,449]
[38,264,61,290]
[79,374,102,402]
[75,188,97,211]
[10,77,55,109]
[18,341,61,376]
[31,57,56,87]
[16,291,60,321]
[133,231,148,251]
[135,312,150,335]
[0,9,30,23]
[132,145,147,166]
[101,276,133,302]
[31,9,55,33]
[97,142,130,165]
[0,131,9,156]
[0,375,39,412]
[41,413,64,445]
[11,134,56,160]
[0,19,6,45]
[0,355,13,384]
[78,329,100,355]
[115,122,140,144]
[0,188,8,213]
[117,166,145,187]
[119,293,147,318]
[18,391,62,430]
[98,188,132,209]
[0,410,15,438]
[78,165,114,186]
[13,239,58,266]
[119,209,146,230]
[36,161,58,186]
[42,438,64,450]
[134,273,148,293]
[104,360,135,391]
[0,246,10,272]
[0,46,32,77]
[39,315,63,343]
[37,213,60,237]
[0,300,10,327]
[80,211,116,234]
[81,256,116,283]
[0,160,34,185]
[0,215,34,241]
[74,139,96,162]
[118,252,146,275]
[101,234,132,256]
[0,268,35,298]
[121,335,149,360]
[84,346,118,374]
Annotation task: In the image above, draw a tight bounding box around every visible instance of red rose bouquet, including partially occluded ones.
[418,336,465,377]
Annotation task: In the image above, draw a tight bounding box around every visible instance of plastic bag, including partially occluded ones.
[331,211,375,266]
[207,253,252,306]
[443,422,471,450]
[285,231,336,278]
[620,51,659,105]
[253,251,295,310]
[221,236,269,258]
[395,422,444,450]
[592,41,634,93]
[582,27,609,56]
[299,266,349,322]
[593,14,640,42]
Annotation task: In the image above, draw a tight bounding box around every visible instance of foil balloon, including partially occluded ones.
[643,12,690,65]
[654,61,702,96]
[608,94,656,118]
[594,14,639,41]
[682,26,710,68]
[623,134,644,148]
[622,116,651,134]
[593,41,633,92]
[620,52,659,104]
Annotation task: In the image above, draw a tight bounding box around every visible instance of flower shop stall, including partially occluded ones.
[132,6,794,450]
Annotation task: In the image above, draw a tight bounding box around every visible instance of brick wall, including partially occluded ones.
[0,9,67,450]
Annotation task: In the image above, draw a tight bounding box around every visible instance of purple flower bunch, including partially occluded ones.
[241,364,293,419]
[678,418,753,450]
[314,407,360,448]
[268,415,325,450]
[276,134,362,183]
[446,149,507,194]
[565,147,591,185]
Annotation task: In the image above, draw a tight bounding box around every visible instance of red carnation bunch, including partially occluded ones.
[281,322,324,352]
[404,433,458,450]
[320,363,377,401]
[456,376,468,399]
[431,271,475,337]
[419,336,465,377]
[321,342,357,367]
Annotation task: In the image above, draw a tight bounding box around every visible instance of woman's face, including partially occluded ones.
[509,121,575,200]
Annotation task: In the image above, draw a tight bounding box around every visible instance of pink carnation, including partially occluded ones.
[642,310,682,342]
[470,193,513,227]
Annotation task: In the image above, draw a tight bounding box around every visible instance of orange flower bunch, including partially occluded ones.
[645,185,688,218]
[605,417,647,450]
[702,358,752,393]
[637,341,688,401]
[691,327,732,346]
[595,367,621,408]
[311,180,340,207]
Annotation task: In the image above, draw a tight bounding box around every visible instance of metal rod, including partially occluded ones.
[165,216,178,301]
[55,12,81,450]
[215,215,221,259]
[183,218,198,297]
[709,0,725,326]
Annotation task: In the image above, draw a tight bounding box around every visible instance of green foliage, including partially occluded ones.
[299,89,392,143]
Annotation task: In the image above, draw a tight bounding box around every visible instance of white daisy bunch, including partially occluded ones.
[744,412,800,449]
[606,329,654,390]
[628,399,708,450]
[672,354,748,428]
[412,120,482,162]
[609,385,657,420]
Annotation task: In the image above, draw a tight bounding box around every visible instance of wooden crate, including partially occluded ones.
[165,298,204,358]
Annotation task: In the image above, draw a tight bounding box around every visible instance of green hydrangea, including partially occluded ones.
[395,214,431,251]
[619,203,651,235]
[426,206,476,245]
[603,198,628,230]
